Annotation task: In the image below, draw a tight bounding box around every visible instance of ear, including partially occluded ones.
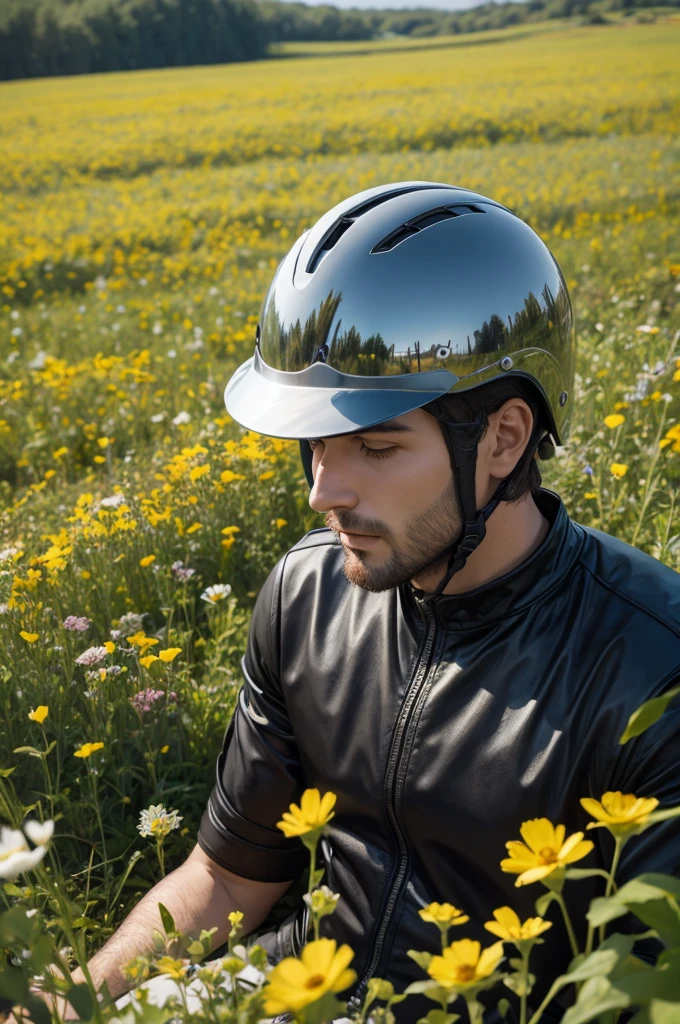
[482,398,534,480]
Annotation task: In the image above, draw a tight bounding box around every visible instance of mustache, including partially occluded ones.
[325,514,384,537]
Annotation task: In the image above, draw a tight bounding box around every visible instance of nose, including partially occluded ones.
[308,449,359,514]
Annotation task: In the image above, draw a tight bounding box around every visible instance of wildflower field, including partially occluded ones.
[0,14,680,1021]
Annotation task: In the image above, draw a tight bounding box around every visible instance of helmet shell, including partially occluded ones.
[224,180,575,444]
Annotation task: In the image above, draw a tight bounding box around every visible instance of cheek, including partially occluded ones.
[379,451,447,518]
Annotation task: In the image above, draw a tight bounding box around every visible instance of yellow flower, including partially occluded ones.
[500,818,594,887]
[580,791,659,838]
[610,463,628,479]
[484,906,552,942]
[584,491,597,500]
[419,902,469,928]
[276,518,288,529]
[264,938,356,1015]
[277,789,336,839]
[159,647,181,662]
[186,522,202,534]
[97,436,111,449]
[74,741,104,759]
[140,654,159,668]
[427,939,504,990]
[19,631,39,643]
[104,640,115,654]
[160,744,169,754]
[228,910,244,929]
[604,414,625,429]
[28,705,49,724]
[259,470,275,481]
[154,956,188,981]
[139,554,155,567]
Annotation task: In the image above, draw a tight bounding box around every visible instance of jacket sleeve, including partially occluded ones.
[196,555,309,883]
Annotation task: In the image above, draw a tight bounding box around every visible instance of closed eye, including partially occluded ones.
[307,439,398,460]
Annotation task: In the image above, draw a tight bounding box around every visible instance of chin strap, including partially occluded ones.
[414,411,511,603]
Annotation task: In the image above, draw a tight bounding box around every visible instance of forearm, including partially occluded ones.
[72,859,258,1002]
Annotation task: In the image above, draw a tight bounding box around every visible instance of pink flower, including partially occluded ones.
[63,616,91,632]
[129,688,178,713]
[75,646,108,666]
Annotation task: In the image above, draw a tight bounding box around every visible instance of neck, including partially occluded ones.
[411,492,551,597]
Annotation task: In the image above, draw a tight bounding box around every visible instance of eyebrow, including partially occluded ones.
[354,420,416,435]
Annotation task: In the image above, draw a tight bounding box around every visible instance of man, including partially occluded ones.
[14,181,680,1023]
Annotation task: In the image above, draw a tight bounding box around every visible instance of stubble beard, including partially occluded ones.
[329,476,462,593]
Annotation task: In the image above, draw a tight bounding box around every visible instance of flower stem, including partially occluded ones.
[156,838,166,878]
[520,952,529,1024]
[599,835,625,945]
[554,892,579,959]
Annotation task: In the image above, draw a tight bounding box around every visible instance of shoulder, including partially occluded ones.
[576,520,680,640]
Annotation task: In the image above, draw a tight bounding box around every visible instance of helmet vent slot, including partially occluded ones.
[305,183,452,274]
[371,203,486,254]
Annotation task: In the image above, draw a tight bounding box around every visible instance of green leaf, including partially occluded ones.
[564,947,625,983]
[648,999,680,1024]
[2,882,25,897]
[71,916,100,930]
[587,896,629,928]
[407,949,434,971]
[616,949,680,1004]
[0,964,29,1002]
[44,740,57,756]
[67,982,95,1020]
[157,902,176,936]
[12,746,43,758]
[0,766,16,778]
[561,977,630,1024]
[416,1011,460,1024]
[186,940,204,956]
[504,971,535,996]
[497,999,512,1020]
[22,994,53,1024]
[619,686,680,744]
[535,890,559,916]
[635,873,680,899]
[565,868,611,882]
[28,934,57,973]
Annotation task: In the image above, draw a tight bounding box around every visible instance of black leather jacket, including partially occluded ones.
[197,489,680,1020]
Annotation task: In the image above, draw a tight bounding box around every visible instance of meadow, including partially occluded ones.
[0,15,679,1019]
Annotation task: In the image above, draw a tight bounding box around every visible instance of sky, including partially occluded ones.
[276,0,496,10]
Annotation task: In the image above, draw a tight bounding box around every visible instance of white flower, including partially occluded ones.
[75,645,108,666]
[28,350,48,370]
[152,323,163,335]
[0,827,47,880]
[100,493,126,508]
[0,545,21,562]
[23,819,54,847]
[150,413,165,423]
[137,804,183,839]
[636,324,656,333]
[200,584,232,605]
[172,411,190,426]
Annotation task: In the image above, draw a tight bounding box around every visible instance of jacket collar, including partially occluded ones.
[403,489,584,631]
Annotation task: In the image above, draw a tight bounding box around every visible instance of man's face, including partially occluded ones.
[307,407,461,592]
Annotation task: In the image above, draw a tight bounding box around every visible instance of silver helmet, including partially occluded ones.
[224,181,575,597]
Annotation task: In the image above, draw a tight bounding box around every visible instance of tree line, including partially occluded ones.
[0,0,677,81]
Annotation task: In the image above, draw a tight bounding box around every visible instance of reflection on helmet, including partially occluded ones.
[226,180,575,446]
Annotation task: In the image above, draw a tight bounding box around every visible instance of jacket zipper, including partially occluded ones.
[348,607,438,1012]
